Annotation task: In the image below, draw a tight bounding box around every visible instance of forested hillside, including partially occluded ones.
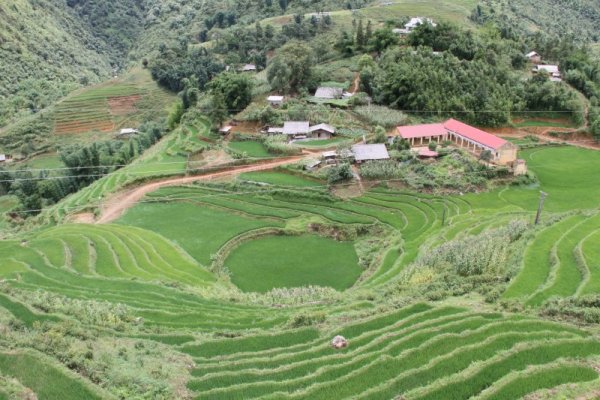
[0,0,113,126]
[473,0,600,43]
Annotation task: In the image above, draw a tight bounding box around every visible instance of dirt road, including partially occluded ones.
[96,156,302,224]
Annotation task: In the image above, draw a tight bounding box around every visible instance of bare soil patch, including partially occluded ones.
[108,95,142,115]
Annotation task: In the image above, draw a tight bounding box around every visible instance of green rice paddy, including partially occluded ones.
[226,235,361,292]
[229,141,274,158]
[239,171,324,187]
[0,143,600,398]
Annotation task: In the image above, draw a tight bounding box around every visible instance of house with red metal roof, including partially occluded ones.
[396,119,517,165]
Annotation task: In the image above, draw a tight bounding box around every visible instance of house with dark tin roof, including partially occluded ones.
[352,144,390,163]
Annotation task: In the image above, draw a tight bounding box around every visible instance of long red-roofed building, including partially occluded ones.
[396,119,517,165]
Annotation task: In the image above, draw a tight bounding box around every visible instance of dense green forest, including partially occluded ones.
[2,0,599,129]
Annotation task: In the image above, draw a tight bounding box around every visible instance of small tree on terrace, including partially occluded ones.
[373,126,388,143]
[327,163,353,184]
[208,72,254,113]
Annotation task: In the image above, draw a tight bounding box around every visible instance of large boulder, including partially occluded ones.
[331,335,348,349]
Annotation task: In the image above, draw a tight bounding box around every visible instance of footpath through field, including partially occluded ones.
[96,156,303,224]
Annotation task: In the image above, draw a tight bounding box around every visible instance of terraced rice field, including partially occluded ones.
[1,145,600,398]
[118,184,515,292]
[51,69,174,136]
[182,304,599,399]
[228,141,274,158]
[53,83,142,135]
[503,211,600,304]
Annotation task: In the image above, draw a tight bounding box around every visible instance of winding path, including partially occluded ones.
[95,156,303,224]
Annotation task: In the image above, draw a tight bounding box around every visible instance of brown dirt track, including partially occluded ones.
[95,156,303,224]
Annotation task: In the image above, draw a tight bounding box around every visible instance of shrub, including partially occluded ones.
[416,220,528,277]
[327,163,353,184]
[288,312,327,327]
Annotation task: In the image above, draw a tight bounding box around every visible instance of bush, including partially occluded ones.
[327,163,353,184]
[288,312,326,327]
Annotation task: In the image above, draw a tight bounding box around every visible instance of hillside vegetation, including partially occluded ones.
[1,0,600,398]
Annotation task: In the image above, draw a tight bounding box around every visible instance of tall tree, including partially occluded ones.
[356,19,365,50]
[208,72,254,112]
[267,42,315,93]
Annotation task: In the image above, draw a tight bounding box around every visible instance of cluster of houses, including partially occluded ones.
[305,118,526,175]
[526,51,561,82]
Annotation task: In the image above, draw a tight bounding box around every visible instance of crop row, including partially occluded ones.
[181,304,594,400]
[504,212,600,303]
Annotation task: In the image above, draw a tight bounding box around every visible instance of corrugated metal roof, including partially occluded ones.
[444,119,509,150]
[315,87,343,99]
[267,95,284,102]
[537,65,559,74]
[418,148,439,157]
[283,121,310,135]
[309,123,336,133]
[352,144,390,161]
[397,123,446,139]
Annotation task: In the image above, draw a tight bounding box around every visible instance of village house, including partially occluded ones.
[116,128,139,139]
[282,121,310,141]
[0,154,6,163]
[267,95,284,107]
[396,119,518,165]
[314,86,343,100]
[309,123,336,140]
[242,64,257,72]
[322,150,338,165]
[534,64,562,81]
[268,121,337,141]
[219,126,233,135]
[352,144,390,164]
[526,51,542,64]
[304,159,322,171]
[393,17,436,35]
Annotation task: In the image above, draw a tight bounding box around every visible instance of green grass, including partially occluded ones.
[118,202,283,265]
[225,234,361,292]
[0,195,17,230]
[463,146,600,213]
[0,294,61,327]
[229,141,274,158]
[182,328,319,358]
[10,153,65,171]
[0,352,104,400]
[413,340,600,400]
[239,171,324,187]
[481,363,598,400]
[503,215,584,300]
[294,138,351,147]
